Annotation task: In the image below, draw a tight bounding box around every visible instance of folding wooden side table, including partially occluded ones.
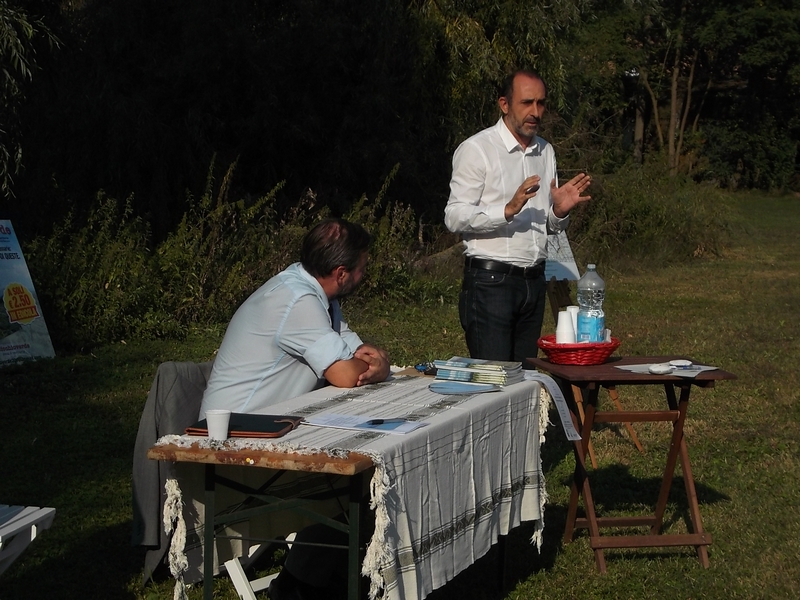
[528,356,736,572]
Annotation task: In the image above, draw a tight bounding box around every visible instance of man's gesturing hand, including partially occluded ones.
[504,175,542,221]
[551,173,591,218]
[354,344,391,386]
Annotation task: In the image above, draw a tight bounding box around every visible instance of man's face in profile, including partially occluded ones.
[337,251,368,299]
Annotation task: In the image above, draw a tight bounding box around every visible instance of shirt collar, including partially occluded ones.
[294,263,341,331]
[293,262,330,306]
[496,117,541,154]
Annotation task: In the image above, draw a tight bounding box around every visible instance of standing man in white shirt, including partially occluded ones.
[445,69,592,364]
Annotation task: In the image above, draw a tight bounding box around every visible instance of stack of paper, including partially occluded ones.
[433,356,524,386]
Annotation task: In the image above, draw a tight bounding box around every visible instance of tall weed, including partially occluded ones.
[154,160,290,327]
[21,161,436,349]
[24,193,159,348]
[344,164,454,305]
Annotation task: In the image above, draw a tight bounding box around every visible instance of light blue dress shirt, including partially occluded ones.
[199,263,363,417]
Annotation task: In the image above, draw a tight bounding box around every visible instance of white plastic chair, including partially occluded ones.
[224,532,295,600]
[0,504,56,576]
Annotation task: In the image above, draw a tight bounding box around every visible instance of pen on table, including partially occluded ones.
[367,418,407,425]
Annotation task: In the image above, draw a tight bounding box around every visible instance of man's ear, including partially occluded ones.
[498,96,509,116]
[332,265,348,282]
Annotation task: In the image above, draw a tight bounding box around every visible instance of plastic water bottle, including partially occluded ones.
[576,264,605,343]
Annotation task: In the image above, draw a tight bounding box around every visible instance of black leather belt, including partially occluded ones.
[465,256,545,279]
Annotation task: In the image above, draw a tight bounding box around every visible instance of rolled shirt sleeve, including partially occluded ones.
[277,294,361,378]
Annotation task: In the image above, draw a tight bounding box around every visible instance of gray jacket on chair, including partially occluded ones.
[131,360,214,583]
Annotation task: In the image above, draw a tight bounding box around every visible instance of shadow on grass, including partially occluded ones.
[1,521,145,600]
[557,462,731,516]
[551,461,731,570]
[0,345,212,599]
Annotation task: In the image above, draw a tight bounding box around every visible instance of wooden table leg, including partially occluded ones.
[563,383,588,543]
[679,436,710,567]
[660,383,710,567]
[573,385,645,470]
[564,385,607,572]
[651,384,688,535]
[607,385,646,454]
[572,385,599,469]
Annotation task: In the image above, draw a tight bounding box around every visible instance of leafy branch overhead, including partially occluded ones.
[0,0,59,199]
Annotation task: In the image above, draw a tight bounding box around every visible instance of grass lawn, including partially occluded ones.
[1,190,798,599]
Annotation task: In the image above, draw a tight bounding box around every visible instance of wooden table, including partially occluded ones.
[147,443,374,600]
[527,356,736,572]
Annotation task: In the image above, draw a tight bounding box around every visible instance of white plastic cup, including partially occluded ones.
[556,310,576,344]
[566,305,579,336]
[205,409,231,440]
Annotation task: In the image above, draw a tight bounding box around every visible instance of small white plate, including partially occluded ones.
[669,359,692,367]
[649,363,673,375]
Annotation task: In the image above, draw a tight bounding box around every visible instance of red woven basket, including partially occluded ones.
[537,334,621,365]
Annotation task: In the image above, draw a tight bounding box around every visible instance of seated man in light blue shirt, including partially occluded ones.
[199,217,390,419]
[197,218,389,600]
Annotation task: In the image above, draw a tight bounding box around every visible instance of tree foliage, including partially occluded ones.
[0,0,58,199]
[413,0,590,143]
[559,0,800,187]
[13,0,456,238]
[1,0,798,244]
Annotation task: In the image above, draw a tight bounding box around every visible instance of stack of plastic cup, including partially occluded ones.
[556,310,576,344]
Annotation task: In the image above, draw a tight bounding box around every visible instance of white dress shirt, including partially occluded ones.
[444,117,569,267]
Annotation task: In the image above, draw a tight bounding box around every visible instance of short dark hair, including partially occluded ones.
[300,218,372,277]
[499,69,546,101]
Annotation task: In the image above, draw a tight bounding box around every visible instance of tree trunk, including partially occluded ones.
[634,84,646,164]
[640,69,663,149]
[675,49,698,171]
[692,76,713,134]
[668,29,683,176]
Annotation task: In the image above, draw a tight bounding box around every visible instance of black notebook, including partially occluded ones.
[185,413,304,439]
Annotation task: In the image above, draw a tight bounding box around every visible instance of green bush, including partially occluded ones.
[23,159,734,350]
[568,160,731,268]
[21,161,449,349]
[700,116,797,191]
[344,164,457,307]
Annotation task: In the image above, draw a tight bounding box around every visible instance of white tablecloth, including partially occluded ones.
[158,374,549,600]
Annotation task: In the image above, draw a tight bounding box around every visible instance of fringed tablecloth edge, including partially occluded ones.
[530,385,552,551]
[157,434,388,597]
